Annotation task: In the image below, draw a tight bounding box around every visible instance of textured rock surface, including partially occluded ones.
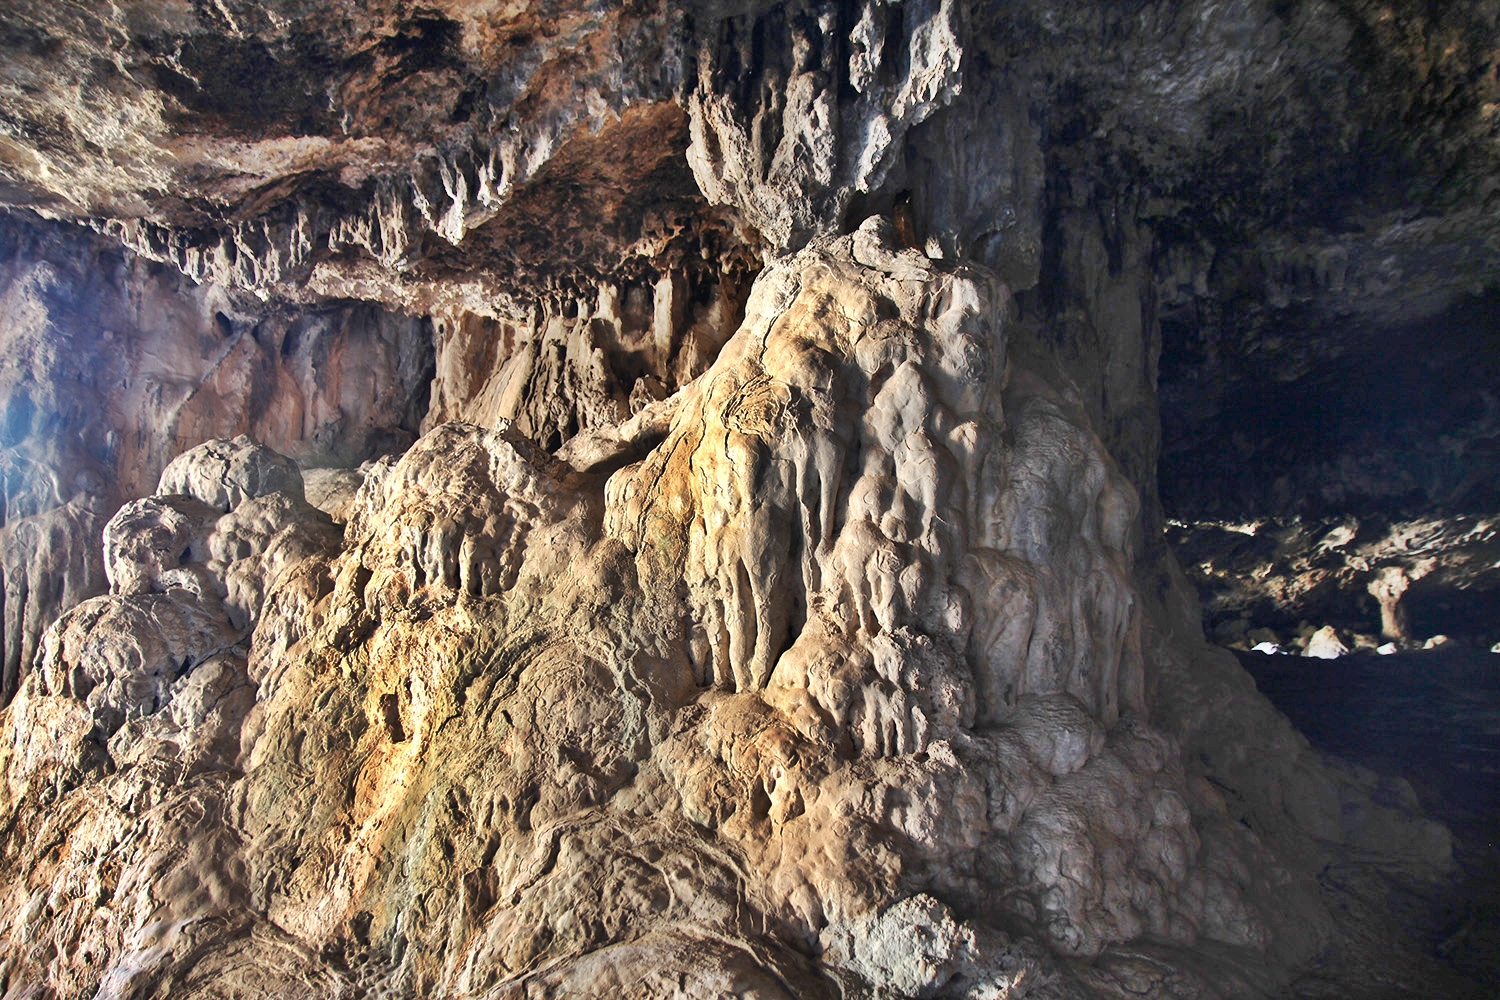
[0,443,340,997]
[0,241,1462,1000]
[0,0,1496,997]
[1171,515,1500,653]
[0,219,432,706]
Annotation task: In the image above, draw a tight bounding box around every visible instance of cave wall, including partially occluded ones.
[1160,287,1500,519]
[0,218,433,705]
[0,0,1494,997]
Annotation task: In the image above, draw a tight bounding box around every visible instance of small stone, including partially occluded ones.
[1304,625,1349,660]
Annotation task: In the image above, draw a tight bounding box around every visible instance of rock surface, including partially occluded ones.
[0,0,1495,997]
[0,220,434,705]
[1171,515,1500,654]
[0,239,1464,1000]
[1239,643,1500,990]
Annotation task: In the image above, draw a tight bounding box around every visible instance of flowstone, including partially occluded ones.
[0,239,1451,999]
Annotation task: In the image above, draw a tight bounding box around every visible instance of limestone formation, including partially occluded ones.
[0,443,343,998]
[0,221,433,715]
[423,256,757,453]
[0,240,1460,999]
[0,0,1495,997]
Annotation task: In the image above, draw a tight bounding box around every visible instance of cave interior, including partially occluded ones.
[0,0,1496,997]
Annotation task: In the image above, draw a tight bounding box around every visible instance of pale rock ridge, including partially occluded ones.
[42,438,338,740]
[341,421,594,611]
[602,239,1292,978]
[157,436,307,513]
[821,893,1032,998]
[607,229,1142,725]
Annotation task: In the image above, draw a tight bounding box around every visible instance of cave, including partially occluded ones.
[0,1,1495,997]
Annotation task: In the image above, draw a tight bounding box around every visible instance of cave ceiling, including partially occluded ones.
[0,1,1494,293]
[4,0,1497,518]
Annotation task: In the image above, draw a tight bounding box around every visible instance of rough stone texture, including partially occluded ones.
[0,495,111,705]
[1170,515,1500,653]
[0,221,433,507]
[0,0,1495,997]
[157,437,307,513]
[0,445,340,999]
[423,252,758,453]
[0,0,748,316]
[301,466,373,523]
[0,244,1461,1000]
[686,0,962,251]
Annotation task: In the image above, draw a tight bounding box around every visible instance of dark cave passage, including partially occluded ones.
[1155,255,1500,991]
[1238,645,1500,986]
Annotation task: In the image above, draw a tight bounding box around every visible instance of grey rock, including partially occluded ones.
[158,436,307,513]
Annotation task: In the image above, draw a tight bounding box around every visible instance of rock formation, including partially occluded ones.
[1171,515,1500,655]
[0,0,1495,997]
[0,219,433,705]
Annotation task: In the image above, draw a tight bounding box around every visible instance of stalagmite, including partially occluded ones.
[0,0,1493,996]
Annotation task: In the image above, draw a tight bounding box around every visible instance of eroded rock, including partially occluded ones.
[0,225,1470,999]
[0,222,433,707]
[0,0,1494,996]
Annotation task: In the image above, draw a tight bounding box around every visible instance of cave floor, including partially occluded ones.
[1237,646,1500,996]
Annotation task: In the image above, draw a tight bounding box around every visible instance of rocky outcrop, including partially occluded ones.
[0,440,339,997]
[0,240,1461,1000]
[424,252,758,453]
[0,0,743,313]
[686,0,963,251]
[0,220,433,707]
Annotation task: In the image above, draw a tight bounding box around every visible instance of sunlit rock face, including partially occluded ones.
[0,0,1496,997]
